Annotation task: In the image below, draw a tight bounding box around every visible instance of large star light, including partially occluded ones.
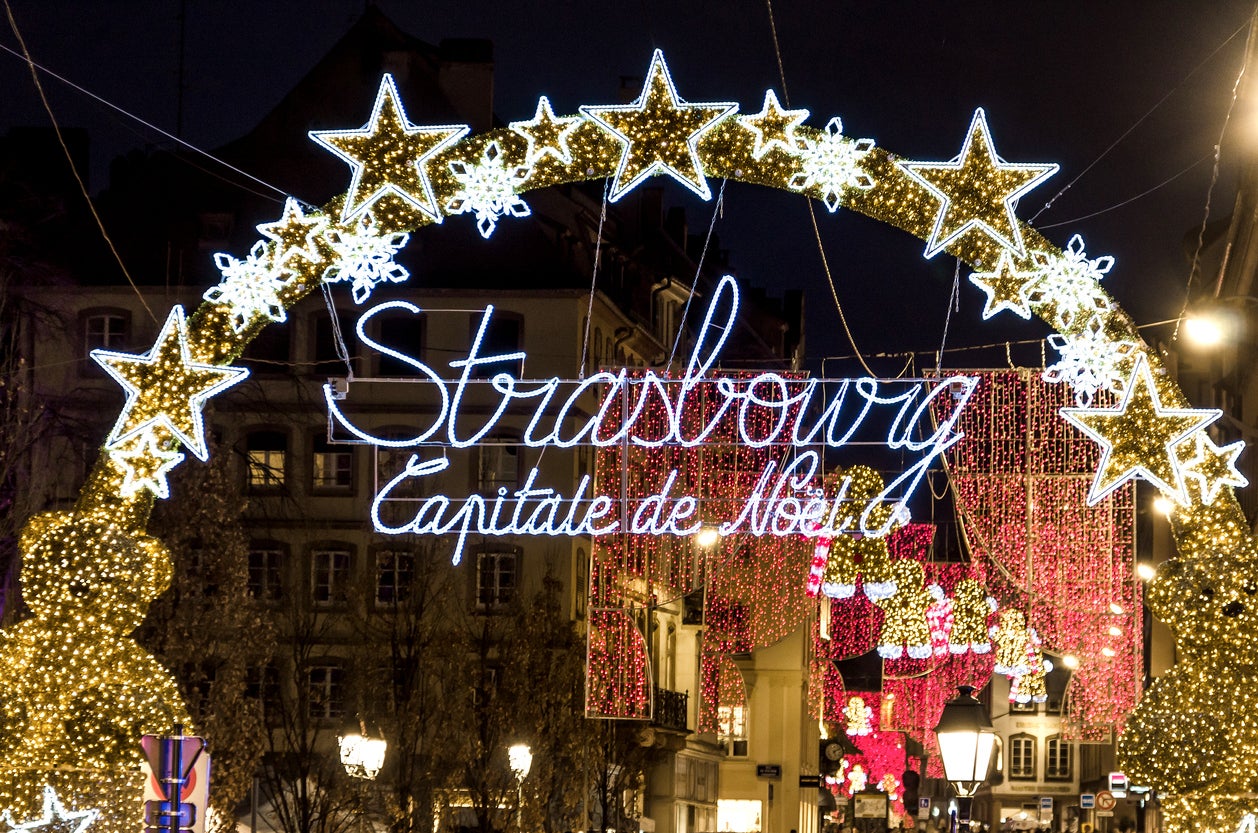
[581,50,736,202]
[898,108,1057,259]
[509,96,583,167]
[0,786,99,833]
[93,305,249,461]
[1060,355,1220,505]
[738,90,808,159]
[310,74,469,223]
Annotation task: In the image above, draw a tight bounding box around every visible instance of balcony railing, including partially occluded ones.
[652,687,689,733]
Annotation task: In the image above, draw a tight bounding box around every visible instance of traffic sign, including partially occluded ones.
[141,729,210,833]
[1095,790,1117,812]
[918,797,930,820]
[1080,793,1095,810]
[1040,797,1053,811]
[1109,771,1128,798]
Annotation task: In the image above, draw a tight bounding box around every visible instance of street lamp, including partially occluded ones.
[1181,295,1258,348]
[338,717,387,780]
[508,742,532,833]
[934,686,997,832]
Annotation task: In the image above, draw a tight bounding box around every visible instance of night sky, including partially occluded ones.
[2,0,1255,372]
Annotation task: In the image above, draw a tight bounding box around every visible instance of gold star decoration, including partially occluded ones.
[108,428,185,499]
[968,249,1042,319]
[1060,355,1220,505]
[0,786,98,833]
[256,197,328,267]
[309,73,469,223]
[92,305,249,462]
[737,89,808,160]
[1177,431,1249,506]
[580,49,736,202]
[898,107,1057,259]
[509,96,583,167]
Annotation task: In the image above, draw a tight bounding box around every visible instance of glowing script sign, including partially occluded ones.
[324,275,978,563]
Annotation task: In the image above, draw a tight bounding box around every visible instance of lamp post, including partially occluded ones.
[508,743,532,833]
[338,717,388,780]
[1181,294,1258,348]
[934,686,997,833]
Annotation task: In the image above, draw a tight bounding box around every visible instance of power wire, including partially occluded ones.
[668,178,727,368]
[2,0,157,324]
[763,0,875,378]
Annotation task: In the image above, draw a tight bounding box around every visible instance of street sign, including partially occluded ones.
[1080,793,1095,810]
[756,764,782,778]
[141,730,209,833]
[1109,771,1128,798]
[1040,797,1053,811]
[918,797,930,820]
[799,775,821,788]
[1095,791,1117,812]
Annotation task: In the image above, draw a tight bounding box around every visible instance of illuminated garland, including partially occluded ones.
[5,48,1253,830]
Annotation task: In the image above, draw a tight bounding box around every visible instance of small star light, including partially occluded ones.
[1043,315,1140,406]
[1028,234,1114,328]
[1060,355,1221,505]
[257,197,328,267]
[738,90,808,160]
[204,241,291,333]
[788,116,875,212]
[445,141,532,238]
[581,49,736,202]
[309,73,469,223]
[1177,431,1249,506]
[898,107,1057,259]
[509,96,583,166]
[108,428,185,499]
[322,213,411,304]
[0,786,99,833]
[92,305,249,462]
[968,249,1042,319]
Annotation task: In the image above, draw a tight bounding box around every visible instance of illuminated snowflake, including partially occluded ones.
[204,241,291,333]
[321,213,410,304]
[1043,315,1140,406]
[445,141,531,238]
[1028,234,1114,329]
[788,116,875,212]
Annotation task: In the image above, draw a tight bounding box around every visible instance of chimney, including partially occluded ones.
[438,38,494,133]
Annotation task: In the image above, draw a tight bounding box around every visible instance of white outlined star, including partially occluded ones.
[0,786,99,833]
[509,96,583,167]
[898,108,1057,259]
[581,50,736,202]
[92,306,249,461]
[309,74,468,223]
[1060,355,1220,505]
[737,90,808,160]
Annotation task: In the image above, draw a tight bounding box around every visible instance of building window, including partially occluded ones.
[374,310,426,376]
[717,705,748,757]
[469,312,522,378]
[1008,734,1036,781]
[246,663,282,720]
[247,430,287,489]
[477,440,520,494]
[312,437,353,491]
[376,550,414,605]
[1046,736,1072,780]
[373,428,427,498]
[307,664,345,720]
[475,549,518,612]
[84,311,129,356]
[312,548,352,607]
[248,545,283,601]
[1011,698,1037,713]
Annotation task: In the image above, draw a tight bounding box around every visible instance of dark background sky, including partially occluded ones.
[2,0,1255,373]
